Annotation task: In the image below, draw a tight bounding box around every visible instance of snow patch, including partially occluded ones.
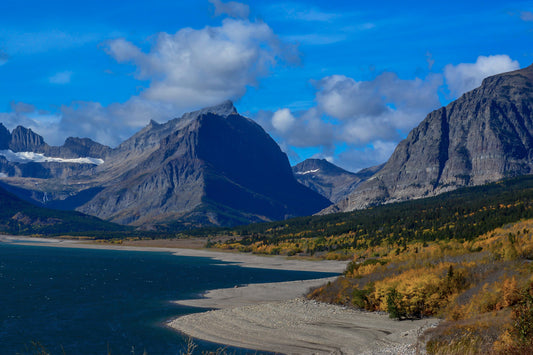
[0,150,104,165]
[296,169,320,175]
[0,172,7,178]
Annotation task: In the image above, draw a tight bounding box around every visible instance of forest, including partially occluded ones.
[209,175,533,259]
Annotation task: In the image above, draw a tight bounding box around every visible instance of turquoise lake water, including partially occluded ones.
[0,243,335,355]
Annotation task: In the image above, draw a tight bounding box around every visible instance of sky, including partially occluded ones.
[0,0,532,172]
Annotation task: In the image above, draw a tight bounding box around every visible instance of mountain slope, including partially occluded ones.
[327,64,533,213]
[77,102,331,227]
[292,159,382,203]
[0,185,124,235]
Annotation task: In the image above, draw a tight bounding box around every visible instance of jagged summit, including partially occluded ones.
[9,126,45,152]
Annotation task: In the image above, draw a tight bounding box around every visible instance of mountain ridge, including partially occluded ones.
[325,64,533,213]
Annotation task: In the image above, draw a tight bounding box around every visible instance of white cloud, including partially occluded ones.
[316,72,443,141]
[271,108,296,132]
[258,71,443,171]
[0,17,298,147]
[286,33,348,46]
[209,0,250,19]
[49,71,72,85]
[105,19,298,110]
[335,141,397,172]
[444,55,520,98]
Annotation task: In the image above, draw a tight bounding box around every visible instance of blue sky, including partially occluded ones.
[1,0,532,171]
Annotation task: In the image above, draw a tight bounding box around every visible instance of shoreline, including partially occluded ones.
[2,235,438,354]
[0,235,348,273]
[169,295,438,355]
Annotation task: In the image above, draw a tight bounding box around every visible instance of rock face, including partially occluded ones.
[293,159,382,203]
[46,137,111,159]
[0,126,109,180]
[327,64,533,213]
[78,102,331,226]
[9,126,46,152]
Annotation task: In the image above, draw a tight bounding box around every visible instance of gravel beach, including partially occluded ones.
[170,296,438,355]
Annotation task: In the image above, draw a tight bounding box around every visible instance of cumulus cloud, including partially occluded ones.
[265,56,521,172]
[271,108,296,132]
[49,71,73,84]
[334,141,397,172]
[1,16,298,147]
[444,55,520,98]
[209,0,250,19]
[105,18,297,110]
[315,72,442,143]
[273,55,522,171]
[258,71,443,171]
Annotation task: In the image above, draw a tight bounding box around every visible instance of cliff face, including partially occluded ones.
[9,126,46,152]
[328,65,533,213]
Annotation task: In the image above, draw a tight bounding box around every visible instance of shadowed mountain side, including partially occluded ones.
[0,185,124,235]
[77,105,331,227]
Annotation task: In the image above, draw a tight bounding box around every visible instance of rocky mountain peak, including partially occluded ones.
[292,158,382,203]
[294,158,352,176]
[59,137,111,159]
[326,64,533,213]
[79,105,331,226]
[196,100,237,117]
[9,126,46,152]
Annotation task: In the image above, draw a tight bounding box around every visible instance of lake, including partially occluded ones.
[0,242,334,355]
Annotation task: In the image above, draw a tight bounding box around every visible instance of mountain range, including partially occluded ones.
[0,101,330,228]
[2,65,533,229]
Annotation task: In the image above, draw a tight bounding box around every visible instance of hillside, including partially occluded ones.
[0,185,125,235]
[308,218,533,354]
[210,175,533,258]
